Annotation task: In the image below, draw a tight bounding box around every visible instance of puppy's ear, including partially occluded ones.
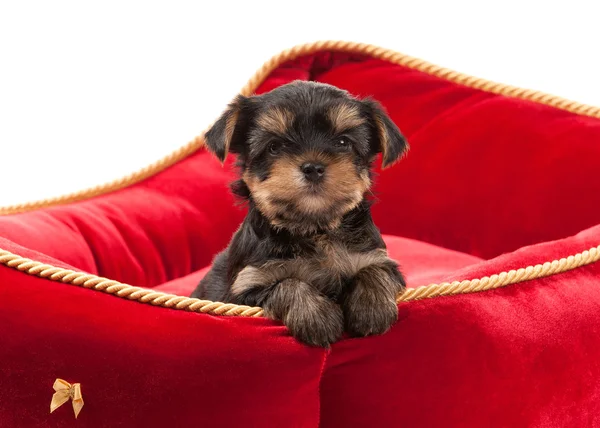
[204,95,251,162]
[364,99,409,168]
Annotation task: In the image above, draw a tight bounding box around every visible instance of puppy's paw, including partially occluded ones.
[343,267,400,337]
[285,301,344,348]
[265,278,344,348]
[344,294,398,337]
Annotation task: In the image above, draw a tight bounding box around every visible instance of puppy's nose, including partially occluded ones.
[301,162,326,183]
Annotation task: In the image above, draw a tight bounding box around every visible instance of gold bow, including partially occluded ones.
[50,378,84,418]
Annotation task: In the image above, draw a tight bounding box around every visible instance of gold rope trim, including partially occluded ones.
[2,40,600,216]
[1,245,598,317]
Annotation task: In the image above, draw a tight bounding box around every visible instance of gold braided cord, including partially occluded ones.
[1,245,598,317]
[0,249,264,317]
[397,246,600,302]
[2,40,600,216]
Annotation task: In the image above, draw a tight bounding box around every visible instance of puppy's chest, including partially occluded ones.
[263,235,388,293]
[308,236,386,281]
[313,236,355,275]
[270,234,355,270]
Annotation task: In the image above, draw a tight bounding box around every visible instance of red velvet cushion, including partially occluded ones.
[1,45,600,427]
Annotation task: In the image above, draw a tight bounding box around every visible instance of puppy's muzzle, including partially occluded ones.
[300,162,326,183]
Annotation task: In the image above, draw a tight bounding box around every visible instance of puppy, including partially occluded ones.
[191,80,408,347]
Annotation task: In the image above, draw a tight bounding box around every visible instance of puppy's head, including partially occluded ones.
[204,81,408,234]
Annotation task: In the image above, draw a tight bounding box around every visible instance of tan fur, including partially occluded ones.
[222,109,239,160]
[315,237,390,277]
[373,114,408,169]
[231,266,273,296]
[373,115,392,168]
[256,108,294,136]
[243,156,300,212]
[244,152,371,231]
[327,104,365,133]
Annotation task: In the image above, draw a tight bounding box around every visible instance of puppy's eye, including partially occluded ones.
[335,137,352,149]
[268,141,283,155]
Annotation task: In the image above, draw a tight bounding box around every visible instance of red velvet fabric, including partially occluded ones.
[1,50,599,427]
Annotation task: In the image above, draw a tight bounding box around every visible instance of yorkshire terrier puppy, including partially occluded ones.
[191,80,408,347]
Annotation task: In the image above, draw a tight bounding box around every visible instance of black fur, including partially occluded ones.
[191,81,408,347]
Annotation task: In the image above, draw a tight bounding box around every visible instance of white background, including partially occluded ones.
[1,0,598,207]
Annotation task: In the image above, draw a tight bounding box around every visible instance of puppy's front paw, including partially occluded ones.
[343,266,401,337]
[265,279,344,348]
[285,298,344,348]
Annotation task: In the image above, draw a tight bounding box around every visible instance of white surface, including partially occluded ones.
[1,0,599,207]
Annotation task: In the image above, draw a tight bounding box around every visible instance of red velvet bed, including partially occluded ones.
[2,41,600,427]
